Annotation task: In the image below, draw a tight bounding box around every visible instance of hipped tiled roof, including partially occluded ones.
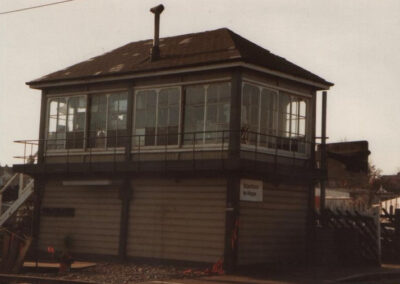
[28,28,333,87]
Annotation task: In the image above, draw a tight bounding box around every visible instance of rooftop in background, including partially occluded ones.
[381,173,400,193]
[27,28,333,89]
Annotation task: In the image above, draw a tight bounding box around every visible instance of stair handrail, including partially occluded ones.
[0,179,34,227]
[0,173,19,194]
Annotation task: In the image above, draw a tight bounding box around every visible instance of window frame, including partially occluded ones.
[132,86,183,150]
[241,79,312,157]
[182,82,231,147]
[45,90,129,154]
[45,94,88,153]
[88,92,128,150]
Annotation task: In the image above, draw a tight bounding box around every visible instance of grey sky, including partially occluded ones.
[0,0,399,174]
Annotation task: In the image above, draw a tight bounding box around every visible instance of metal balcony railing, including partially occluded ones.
[14,130,314,173]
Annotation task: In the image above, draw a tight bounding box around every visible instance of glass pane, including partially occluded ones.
[219,83,230,102]
[186,86,204,105]
[169,106,179,126]
[47,98,67,150]
[184,85,205,144]
[241,84,259,145]
[300,100,307,116]
[204,83,230,144]
[299,117,306,136]
[260,88,277,148]
[207,85,218,103]
[108,93,127,132]
[66,96,86,149]
[291,115,298,136]
[48,99,58,133]
[278,93,290,139]
[89,94,107,148]
[291,98,299,116]
[134,90,157,146]
[57,100,67,130]
[157,87,180,146]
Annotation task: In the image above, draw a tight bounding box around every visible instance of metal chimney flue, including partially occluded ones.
[150,4,164,61]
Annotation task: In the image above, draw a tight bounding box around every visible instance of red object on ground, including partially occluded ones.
[211,258,224,274]
[183,258,224,276]
[47,246,55,254]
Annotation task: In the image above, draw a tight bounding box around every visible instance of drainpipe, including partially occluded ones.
[320,91,327,212]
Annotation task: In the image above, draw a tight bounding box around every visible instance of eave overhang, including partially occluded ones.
[27,61,333,91]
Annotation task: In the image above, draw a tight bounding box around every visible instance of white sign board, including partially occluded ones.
[240,179,263,202]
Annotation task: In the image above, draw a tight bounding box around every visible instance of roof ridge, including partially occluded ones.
[225,29,271,57]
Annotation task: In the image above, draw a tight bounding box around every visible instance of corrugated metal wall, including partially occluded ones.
[238,183,309,265]
[127,179,226,263]
[38,180,121,256]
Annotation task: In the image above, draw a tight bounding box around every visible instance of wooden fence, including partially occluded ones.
[314,208,379,265]
[380,208,400,262]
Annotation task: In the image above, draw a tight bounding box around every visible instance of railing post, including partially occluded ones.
[192,132,196,170]
[113,145,117,172]
[320,91,328,212]
[254,132,258,170]
[138,135,141,171]
[23,142,27,164]
[66,145,70,173]
[228,68,242,165]
[221,130,225,167]
[165,133,168,172]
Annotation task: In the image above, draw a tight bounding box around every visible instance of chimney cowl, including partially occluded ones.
[150,4,165,61]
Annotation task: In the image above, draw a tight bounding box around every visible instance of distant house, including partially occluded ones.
[378,173,400,214]
[13,6,333,270]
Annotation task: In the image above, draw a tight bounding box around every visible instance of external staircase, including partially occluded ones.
[0,173,34,227]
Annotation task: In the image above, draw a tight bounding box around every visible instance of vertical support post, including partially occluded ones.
[32,176,44,268]
[0,193,2,218]
[84,90,91,153]
[228,68,242,162]
[306,91,318,266]
[320,91,327,212]
[224,175,240,273]
[118,178,131,261]
[374,204,382,265]
[125,85,134,161]
[395,209,400,238]
[37,91,48,164]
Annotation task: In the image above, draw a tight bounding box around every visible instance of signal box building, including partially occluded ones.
[14,22,333,270]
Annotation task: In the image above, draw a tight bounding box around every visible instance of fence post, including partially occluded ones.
[395,209,400,238]
[374,206,382,265]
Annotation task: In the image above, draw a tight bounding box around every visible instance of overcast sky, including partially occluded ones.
[0,0,399,174]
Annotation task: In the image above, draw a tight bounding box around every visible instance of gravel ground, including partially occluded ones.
[24,262,209,284]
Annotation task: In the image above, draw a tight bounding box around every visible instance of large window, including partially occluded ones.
[134,87,180,147]
[241,82,309,154]
[88,92,128,148]
[184,82,230,144]
[47,96,86,150]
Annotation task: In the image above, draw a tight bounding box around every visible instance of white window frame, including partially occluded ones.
[45,90,129,155]
[132,86,182,150]
[88,91,128,151]
[182,82,231,149]
[45,95,88,153]
[241,79,312,158]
